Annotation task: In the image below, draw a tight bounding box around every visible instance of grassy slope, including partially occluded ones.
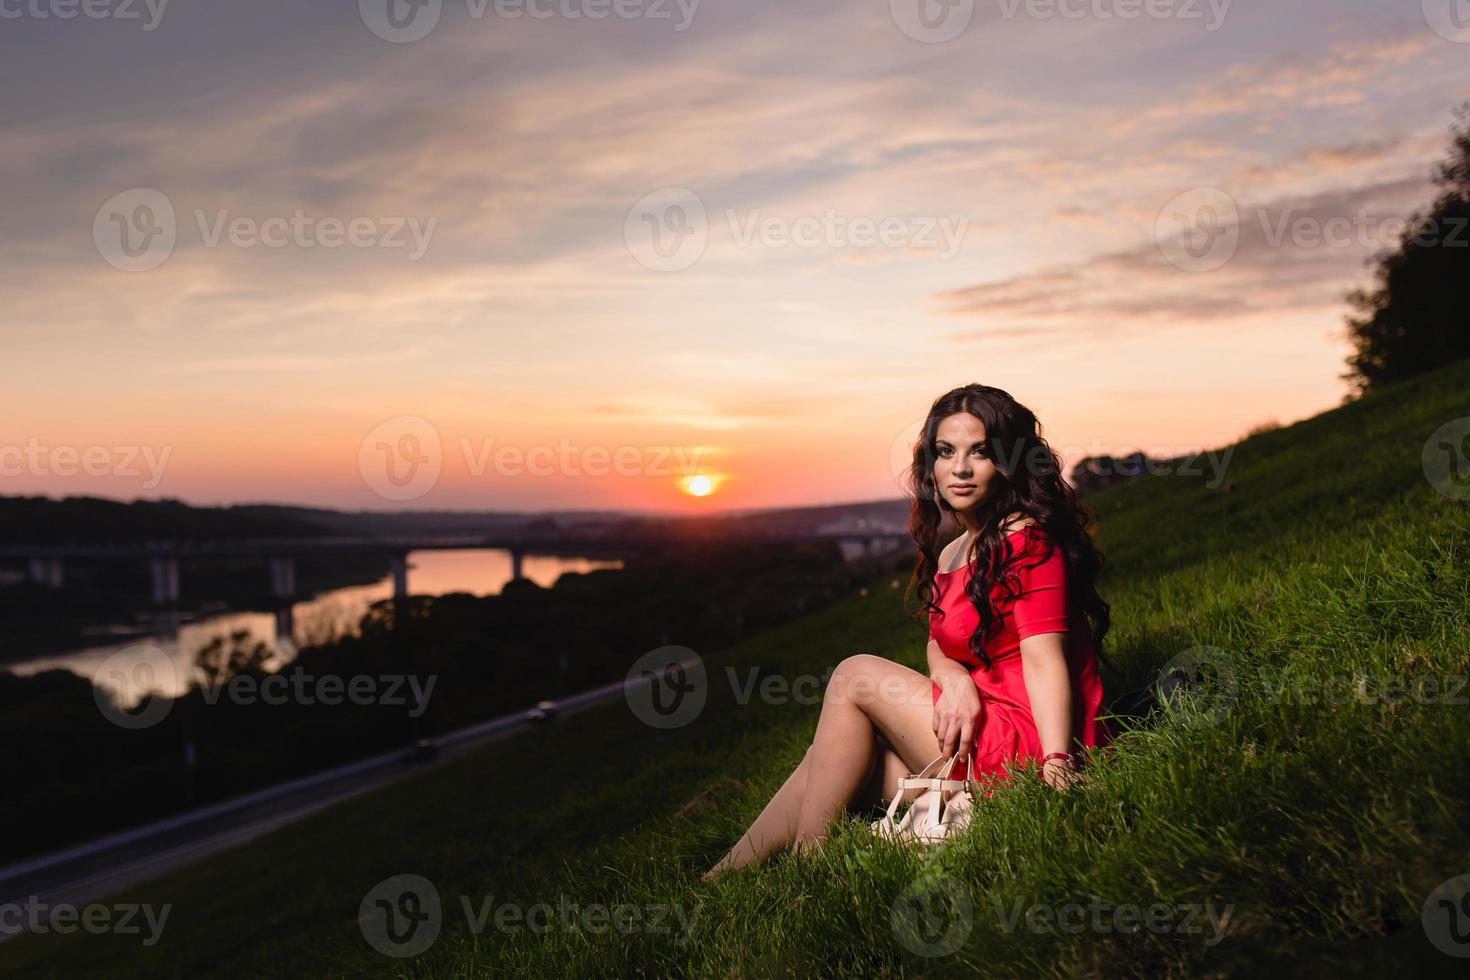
[4,360,1470,978]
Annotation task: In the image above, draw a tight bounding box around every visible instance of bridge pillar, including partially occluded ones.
[149,557,180,606]
[27,557,64,588]
[509,547,524,582]
[390,552,410,600]
[153,607,179,640]
[274,604,296,655]
[269,557,297,599]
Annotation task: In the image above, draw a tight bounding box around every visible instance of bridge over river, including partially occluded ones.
[1,529,911,606]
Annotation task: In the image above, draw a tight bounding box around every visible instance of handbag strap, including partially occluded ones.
[884,750,978,821]
[898,777,973,792]
[902,751,979,791]
[932,751,979,822]
[881,752,949,823]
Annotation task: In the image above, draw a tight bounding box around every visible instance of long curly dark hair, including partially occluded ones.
[904,383,1111,671]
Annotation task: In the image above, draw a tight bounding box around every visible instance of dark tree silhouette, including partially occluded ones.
[195,628,274,688]
[1343,101,1470,396]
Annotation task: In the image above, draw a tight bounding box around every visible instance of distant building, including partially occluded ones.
[1068,452,1152,496]
[815,515,905,536]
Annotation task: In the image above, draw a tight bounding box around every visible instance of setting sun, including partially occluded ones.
[685,475,714,497]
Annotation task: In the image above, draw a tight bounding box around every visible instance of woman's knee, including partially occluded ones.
[827,653,901,707]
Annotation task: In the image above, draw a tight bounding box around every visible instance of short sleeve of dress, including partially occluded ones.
[1011,536,1069,640]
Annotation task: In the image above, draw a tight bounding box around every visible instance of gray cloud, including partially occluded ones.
[935,170,1440,335]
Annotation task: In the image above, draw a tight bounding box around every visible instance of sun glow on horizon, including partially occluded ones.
[684,474,716,497]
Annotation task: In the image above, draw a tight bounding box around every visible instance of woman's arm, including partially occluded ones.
[927,636,971,686]
[1020,631,1077,790]
[1012,532,1079,790]
[928,636,981,759]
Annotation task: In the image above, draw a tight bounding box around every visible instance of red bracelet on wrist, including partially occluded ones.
[1038,751,1077,770]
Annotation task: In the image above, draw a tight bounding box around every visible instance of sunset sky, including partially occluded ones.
[3,0,1468,514]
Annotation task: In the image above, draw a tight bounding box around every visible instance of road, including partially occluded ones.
[0,659,699,940]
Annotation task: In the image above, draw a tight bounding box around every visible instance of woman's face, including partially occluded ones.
[932,412,1000,512]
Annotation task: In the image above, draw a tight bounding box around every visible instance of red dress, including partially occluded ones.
[929,524,1111,791]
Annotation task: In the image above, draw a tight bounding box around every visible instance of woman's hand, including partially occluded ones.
[930,661,982,760]
[1039,757,1080,792]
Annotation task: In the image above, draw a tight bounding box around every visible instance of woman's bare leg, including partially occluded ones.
[853,731,911,812]
[702,654,940,878]
[702,746,815,880]
[793,654,943,850]
[703,731,909,881]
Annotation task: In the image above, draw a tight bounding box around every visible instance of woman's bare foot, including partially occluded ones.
[791,834,824,858]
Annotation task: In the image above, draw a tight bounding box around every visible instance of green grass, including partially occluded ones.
[5,360,1470,978]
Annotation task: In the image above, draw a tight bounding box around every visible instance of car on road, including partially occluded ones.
[526,699,558,722]
[405,737,438,762]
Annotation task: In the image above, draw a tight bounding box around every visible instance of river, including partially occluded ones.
[4,550,622,705]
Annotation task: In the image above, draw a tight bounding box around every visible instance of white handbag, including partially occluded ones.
[869,751,978,844]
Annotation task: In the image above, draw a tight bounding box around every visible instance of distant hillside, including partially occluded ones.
[713,497,910,535]
[0,496,333,547]
[0,493,915,548]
